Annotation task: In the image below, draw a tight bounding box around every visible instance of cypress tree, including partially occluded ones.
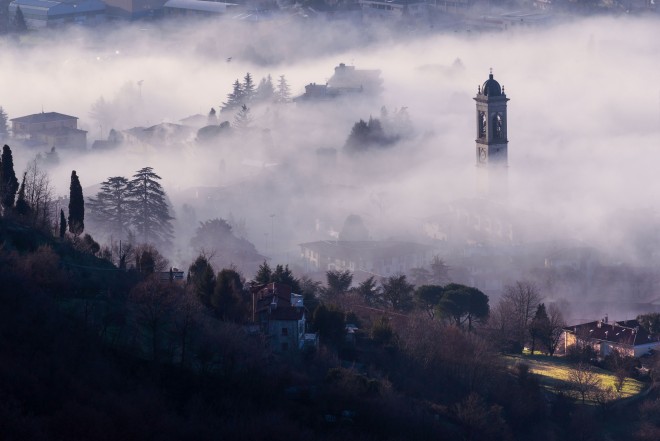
[68,170,84,236]
[1,145,18,211]
[59,209,66,239]
[15,172,30,216]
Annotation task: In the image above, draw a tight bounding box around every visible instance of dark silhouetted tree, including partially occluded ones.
[15,172,30,217]
[127,167,174,249]
[324,269,353,297]
[344,117,398,154]
[529,303,550,354]
[59,209,66,238]
[254,260,272,284]
[499,281,542,352]
[87,176,131,240]
[68,170,84,236]
[313,304,345,347]
[356,275,382,307]
[212,268,245,321]
[188,254,215,307]
[271,264,301,293]
[382,274,414,311]
[221,79,243,113]
[415,284,444,319]
[1,144,18,211]
[436,284,489,331]
[242,72,255,103]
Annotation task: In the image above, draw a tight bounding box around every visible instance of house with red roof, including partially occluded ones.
[563,317,660,358]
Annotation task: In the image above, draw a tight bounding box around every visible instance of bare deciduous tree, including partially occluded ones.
[23,159,54,230]
[499,281,542,352]
[568,362,602,404]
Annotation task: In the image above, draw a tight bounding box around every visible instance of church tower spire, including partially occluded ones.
[474,70,509,197]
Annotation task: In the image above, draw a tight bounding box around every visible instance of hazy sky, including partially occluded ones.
[2,14,660,270]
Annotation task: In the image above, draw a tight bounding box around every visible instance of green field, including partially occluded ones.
[504,354,646,402]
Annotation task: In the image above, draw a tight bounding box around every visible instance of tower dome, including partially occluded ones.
[481,73,502,97]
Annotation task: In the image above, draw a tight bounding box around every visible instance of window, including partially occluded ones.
[281,327,288,336]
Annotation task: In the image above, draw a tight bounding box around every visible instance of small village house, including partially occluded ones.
[563,316,660,358]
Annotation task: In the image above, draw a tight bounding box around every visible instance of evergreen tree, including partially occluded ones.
[271,264,301,293]
[275,75,291,103]
[255,75,275,103]
[381,274,415,312]
[127,167,174,248]
[254,260,272,284]
[59,209,66,239]
[221,79,243,113]
[1,144,19,211]
[324,269,353,297]
[0,106,8,139]
[188,255,215,307]
[242,72,255,103]
[12,6,27,33]
[68,170,84,236]
[87,176,131,240]
[15,172,30,216]
[212,268,245,321]
[233,104,252,130]
[529,303,550,355]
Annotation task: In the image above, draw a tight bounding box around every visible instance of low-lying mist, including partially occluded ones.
[3,13,660,310]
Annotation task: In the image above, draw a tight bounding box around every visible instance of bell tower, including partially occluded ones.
[474,69,509,197]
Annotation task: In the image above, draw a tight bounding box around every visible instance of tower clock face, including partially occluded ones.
[478,147,487,163]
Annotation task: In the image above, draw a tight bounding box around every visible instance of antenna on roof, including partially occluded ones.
[41,105,44,113]
[489,67,493,75]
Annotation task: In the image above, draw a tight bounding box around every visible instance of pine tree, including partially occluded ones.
[255,75,275,103]
[233,104,252,130]
[1,144,18,211]
[276,75,291,103]
[59,209,66,239]
[242,72,255,103]
[254,260,272,284]
[68,170,84,236]
[221,79,243,113]
[87,176,131,240]
[127,167,174,249]
[15,172,30,216]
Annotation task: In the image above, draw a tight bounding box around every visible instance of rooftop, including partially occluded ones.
[565,320,660,347]
[11,112,78,124]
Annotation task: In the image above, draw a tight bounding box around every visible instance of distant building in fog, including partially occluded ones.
[475,70,509,199]
[162,0,237,17]
[9,0,106,28]
[103,0,166,19]
[295,63,383,102]
[299,240,435,277]
[11,111,87,150]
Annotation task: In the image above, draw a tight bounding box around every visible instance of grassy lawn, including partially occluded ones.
[503,353,646,402]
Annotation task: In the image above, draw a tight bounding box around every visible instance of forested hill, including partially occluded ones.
[0,219,453,440]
